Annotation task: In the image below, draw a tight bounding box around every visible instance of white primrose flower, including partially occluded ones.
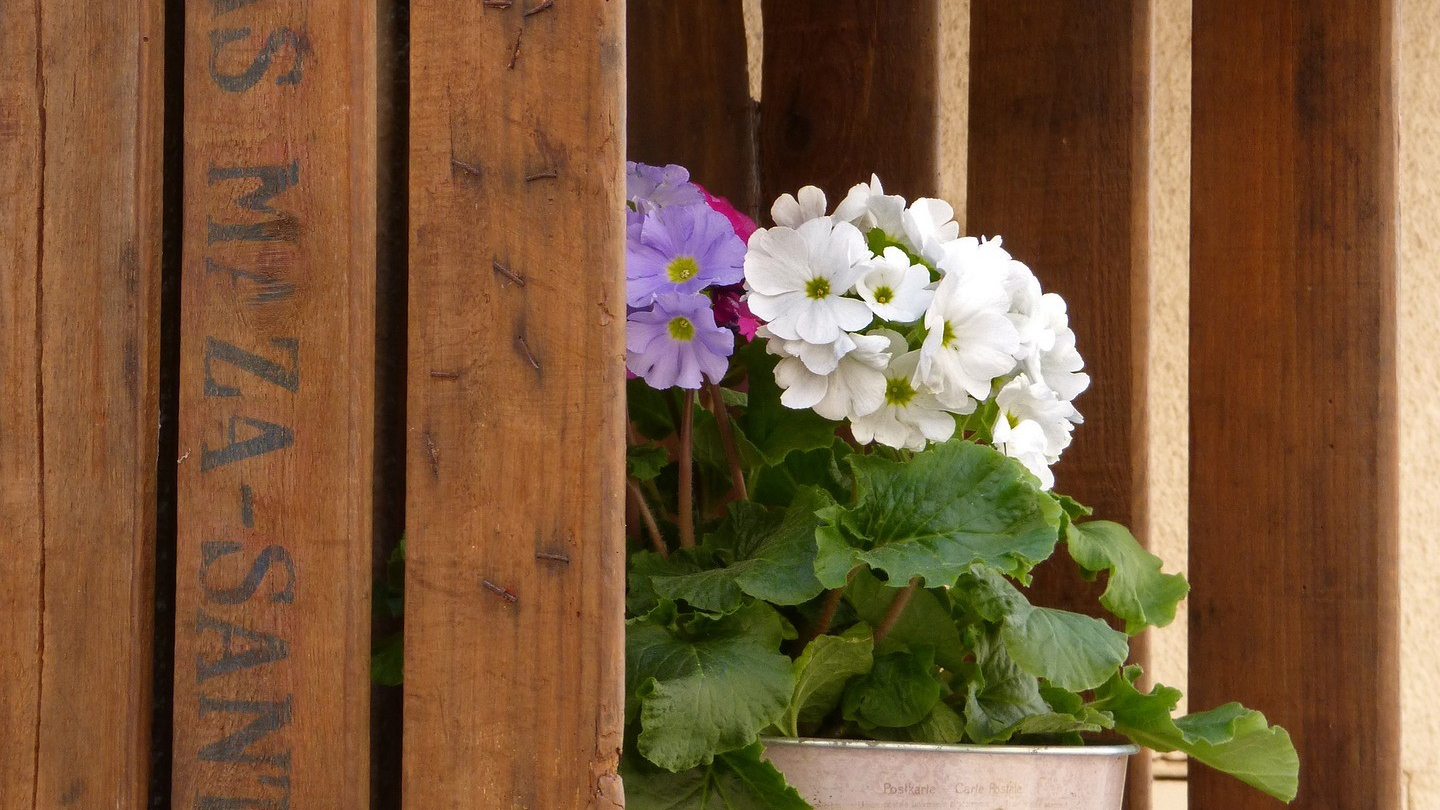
[850,333,962,451]
[992,417,1056,490]
[832,174,906,236]
[770,185,829,229]
[756,324,857,376]
[855,247,935,323]
[995,374,1081,462]
[771,331,891,421]
[1020,295,1091,402]
[917,267,1020,407]
[901,198,961,265]
[745,217,873,345]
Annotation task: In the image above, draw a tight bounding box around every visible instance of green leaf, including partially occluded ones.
[962,628,1050,744]
[842,440,1062,587]
[1065,520,1189,634]
[842,647,942,729]
[734,341,841,467]
[903,701,967,744]
[844,569,968,671]
[784,629,874,736]
[950,565,1031,624]
[629,548,710,617]
[622,743,811,810]
[749,439,854,509]
[653,490,831,614]
[1000,607,1129,692]
[370,631,404,687]
[628,602,797,771]
[629,444,672,482]
[1052,493,1093,520]
[1091,668,1299,802]
[630,379,678,440]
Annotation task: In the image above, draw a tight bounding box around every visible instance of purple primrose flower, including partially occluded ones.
[626,203,746,307]
[626,293,735,390]
[626,162,705,212]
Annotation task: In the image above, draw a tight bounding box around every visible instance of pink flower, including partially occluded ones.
[711,285,761,341]
[700,187,757,243]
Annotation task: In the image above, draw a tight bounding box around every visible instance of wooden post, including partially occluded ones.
[628,0,757,216]
[404,0,627,807]
[759,0,940,205]
[966,3,1151,806]
[173,0,376,807]
[1190,2,1399,808]
[0,1,164,808]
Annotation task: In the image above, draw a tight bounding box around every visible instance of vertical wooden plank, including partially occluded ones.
[627,0,756,215]
[759,0,940,204]
[173,0,375,806]
[0,2,44,806]
[966,3,1151,806]
[404,0,627,807]
[1191,2,1399,808]
[0,0,165,806]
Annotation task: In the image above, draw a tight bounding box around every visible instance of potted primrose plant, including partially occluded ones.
[618,163,1299,809]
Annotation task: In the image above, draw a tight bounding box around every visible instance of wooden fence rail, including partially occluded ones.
[0,2,1402,809]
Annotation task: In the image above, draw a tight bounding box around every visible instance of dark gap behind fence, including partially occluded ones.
[372,1,410,808]
[148,0,186,806]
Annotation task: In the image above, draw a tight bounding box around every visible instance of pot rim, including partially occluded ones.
[760,736,1140,758]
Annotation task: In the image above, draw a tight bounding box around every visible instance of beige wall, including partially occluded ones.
[1400,4,1439,808]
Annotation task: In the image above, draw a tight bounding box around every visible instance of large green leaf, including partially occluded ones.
[1000,607,1129,692]
[903,701,967,744]
[622,743,811,810]
[750,439,854,509]
[962,628,1049,744]
[844,569,968,671]
[842,441,1062,587]
[629,444,672,482]
[784,629,874,736]
[653,490,831,614]
[841,648,942,729]
[1091,668,1299,802]
[628,602,796,771]
[1065,520,1189,634]
[629,547,710,617]
[734,341,841,466]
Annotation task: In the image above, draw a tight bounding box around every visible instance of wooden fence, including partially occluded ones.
[0,1,1398,809]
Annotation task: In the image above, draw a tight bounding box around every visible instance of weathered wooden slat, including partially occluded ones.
[1190,2,1399,808]
[0,1,165,807]
[403,1,627,808]
[628,0,756,215]
[0,2,46,806]
[966,3,1151,806]
[173,0,376,806]
[759,0,940,205]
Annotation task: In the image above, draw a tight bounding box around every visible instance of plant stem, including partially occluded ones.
[801,588,846,646]
[706,381,748,502]
[871,579,919,644]
[678,389,696,548]
[627,479,669,558]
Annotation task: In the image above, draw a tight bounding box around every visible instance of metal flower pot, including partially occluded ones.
[762,738,1138,810]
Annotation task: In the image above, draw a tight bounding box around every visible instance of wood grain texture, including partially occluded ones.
[0,1,165,807]
[759,0,939,209]
[1190,2,1399,808]
[403,1,627,807]
[173,0,375,807]
[0,2,45,806]
[966,3,1151,805]
[628,0,756,216]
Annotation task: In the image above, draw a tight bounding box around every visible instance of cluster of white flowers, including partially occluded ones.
[743,176,1089,489]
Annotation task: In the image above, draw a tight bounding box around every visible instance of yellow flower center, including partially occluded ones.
[805,277,832,300]
[873,286,894,305]
[667,256,701,283]
[884,376,916,406]
[668,316,696,342]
